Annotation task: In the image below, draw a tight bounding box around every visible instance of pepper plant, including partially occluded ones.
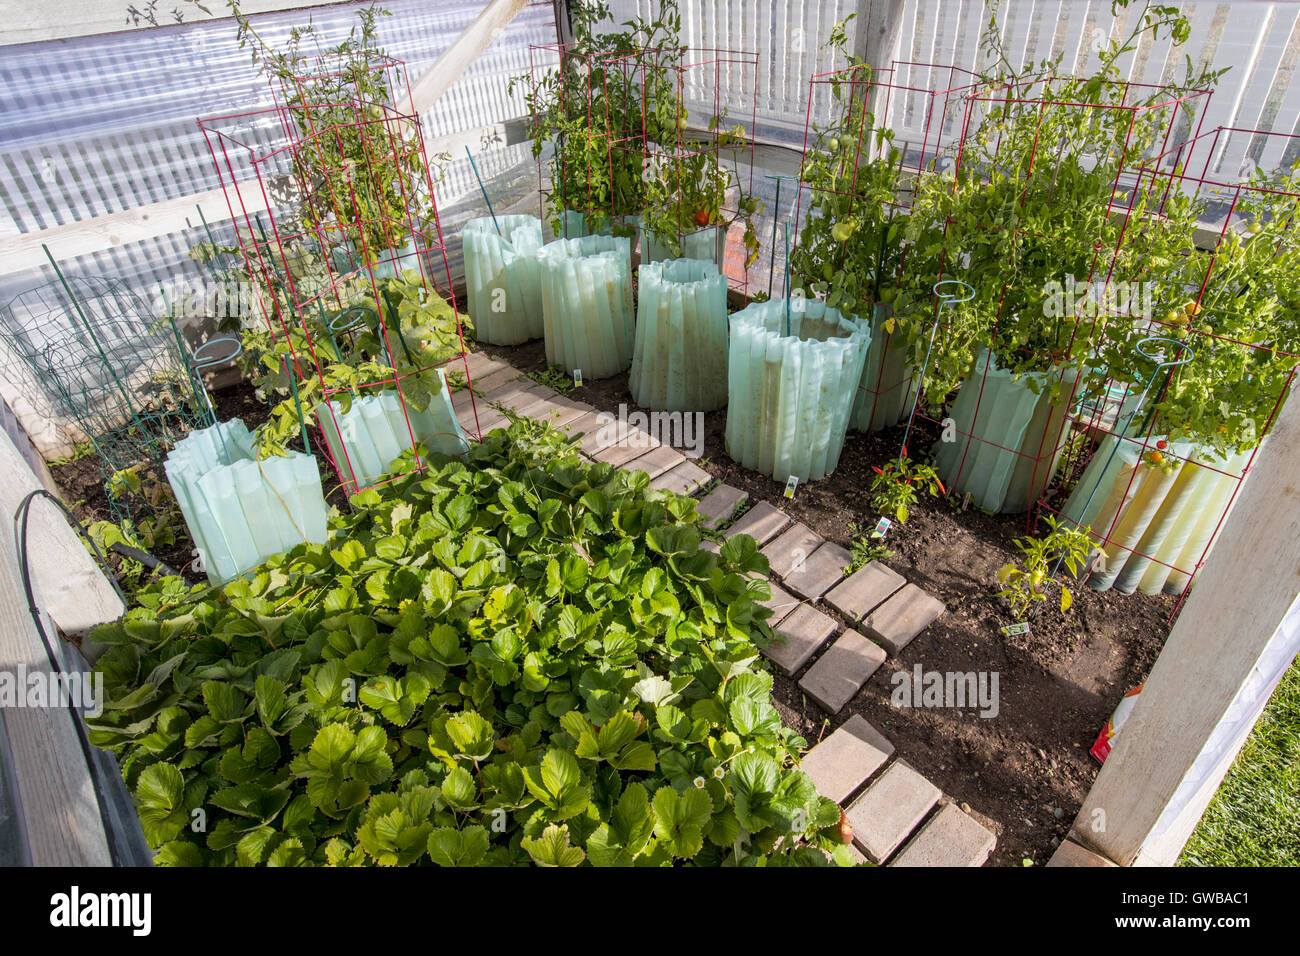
[87,420,852,866]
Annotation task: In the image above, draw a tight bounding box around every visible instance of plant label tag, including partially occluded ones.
[783,475,798,499]
[1001,621,1031,637]
[872,516,891,538]
[573,369,583,387]
[962,491,972,511]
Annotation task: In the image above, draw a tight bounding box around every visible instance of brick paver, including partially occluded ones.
[844,761,941,863]
[695,484,748,529]
[516,395,591,429]
[762,604,838,676]
[1047,839,1117,867]
[782,541,851,600]
[651,460,711,496]
[762,522,825,579]
[863,584,945,655]
[724,502,791,546]
[624,444,685,479]
[800,715,894,804]
[798,629,887,713]
[889,803,996,867]
[826,561,907,622]
[760,582,800,625]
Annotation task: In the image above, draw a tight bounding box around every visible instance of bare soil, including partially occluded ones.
[480,333,1180,867]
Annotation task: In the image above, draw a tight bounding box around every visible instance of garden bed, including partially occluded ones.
[481,335,1179,867]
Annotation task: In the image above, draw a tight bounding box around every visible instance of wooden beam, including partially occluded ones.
[409,0,530,115]
[0,0,347,47]
[1075,384,1300,866]
[855,0,906,134]
[0,429,115,865]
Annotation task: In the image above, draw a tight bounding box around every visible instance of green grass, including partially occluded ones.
[1179,657,1300,866]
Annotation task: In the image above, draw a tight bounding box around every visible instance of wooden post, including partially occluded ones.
[855,0,905,136]
[409,0,530,115]
[1075,385,1300,866]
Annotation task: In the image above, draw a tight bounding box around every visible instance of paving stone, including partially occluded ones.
[724,501,791,546]
[800,715,895,805]
[471,365,523,395]
[782,541,851,600]
[863,584,946,655]
[844,761,941,863]
[889,803,997,867]
[701,539,721,554]
[798,629,887,714]
[483,378,544,410]
[760,581,800,625]
[762,604,838,676]
[694,484,748,529]
[623,443,684,479]
[562,410,605,444]
[463,351,509,380]
[1047,839,1117,868]
[762,522,824,579]
[590,420,659,466]
[826,561,907,622]
[651,460,711,496]
[516,395,590,429]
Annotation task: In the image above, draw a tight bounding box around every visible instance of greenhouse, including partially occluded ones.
[0,0,1296,897]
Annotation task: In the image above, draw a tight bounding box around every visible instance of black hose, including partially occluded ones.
[12,489,151,866]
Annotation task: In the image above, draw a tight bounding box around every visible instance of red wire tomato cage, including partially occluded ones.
[198,54,483,497]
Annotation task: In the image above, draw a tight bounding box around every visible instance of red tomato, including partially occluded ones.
[694,209,710,227]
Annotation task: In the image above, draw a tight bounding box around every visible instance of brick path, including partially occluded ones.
[455,352,997,866]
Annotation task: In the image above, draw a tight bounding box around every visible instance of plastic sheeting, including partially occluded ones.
[726,298,870,481]
[164,419,328,585]
[539,234,634,380]
[318,374,468,492]
[934,348,1071,513]
[629,258,729,411]
[851,305,917,433]
[1061,435,1254,596]
[641,226,726,269]
[461,214,544,345]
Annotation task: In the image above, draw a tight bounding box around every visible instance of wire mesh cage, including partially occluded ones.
[198,54,480,496]
[0,271,206,519]
[1037,125,1300,609]
[525,39,759,291]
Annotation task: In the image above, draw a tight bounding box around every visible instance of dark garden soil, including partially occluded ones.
[479,332,1181,867]
[45,281,1179,866]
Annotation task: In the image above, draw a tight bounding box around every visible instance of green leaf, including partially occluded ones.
[521,824,585,866]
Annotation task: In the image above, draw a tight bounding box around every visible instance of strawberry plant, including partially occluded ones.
[88,419,851,866]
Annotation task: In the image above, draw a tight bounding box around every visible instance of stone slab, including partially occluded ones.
[889,803,997,867]
[800,715,895,805]
[760,581,800,625]
[694,484,748,529]
[863,584,946,655]
[798,629,887,714]
[762,604,838,676]
[623,444,684,479]
[516,396,590,429]
[462,351,510,380]
[590,420,659,466]
[471,364,523,395]
[1047,839,1117,868]
[826,561,907,622]
[651,460,711,496]
[844,761,941,863]
[762,522,824,579]
[782,541,851,600]
[483,379,545,410]
[724,501,791,546]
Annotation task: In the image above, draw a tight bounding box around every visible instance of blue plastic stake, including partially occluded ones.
[282,357,310,456]
[899,280,974,466]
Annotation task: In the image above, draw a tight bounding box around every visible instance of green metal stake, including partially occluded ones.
[783,221,792,337]
[465,146,505,240]
[763,173,798,298]
[42,244,147,432]
[283,357,311,456]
